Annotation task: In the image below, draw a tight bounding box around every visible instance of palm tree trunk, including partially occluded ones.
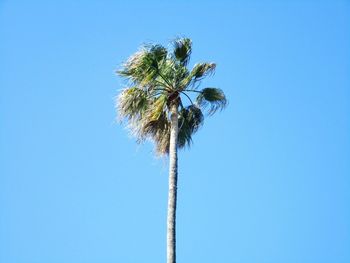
[167,103,178,263]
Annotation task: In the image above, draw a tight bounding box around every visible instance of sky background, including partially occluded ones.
[1,0,349,263]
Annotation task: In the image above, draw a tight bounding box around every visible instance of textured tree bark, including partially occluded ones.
[167,103,179,263]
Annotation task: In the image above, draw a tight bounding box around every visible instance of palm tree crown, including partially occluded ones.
[116,38,227,154]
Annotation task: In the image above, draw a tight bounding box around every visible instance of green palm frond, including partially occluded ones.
[190,62,216,80]
[174,64,190,88]
[196,87,227,115]
[173,38,192,66]
[178,105,204,148]
[117,44,168,87]
[158,59,177,86]
[180,62,216,89]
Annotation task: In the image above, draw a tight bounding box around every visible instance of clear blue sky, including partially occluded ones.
[1,1,349,262]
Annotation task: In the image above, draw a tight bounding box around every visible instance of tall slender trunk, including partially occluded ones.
[167,103,178,263]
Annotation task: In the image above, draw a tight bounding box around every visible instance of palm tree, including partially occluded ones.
[116,38,227,263]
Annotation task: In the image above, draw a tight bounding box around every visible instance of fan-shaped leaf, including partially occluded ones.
[117,44,168,86]
[173,38,192,66]
[191,62,216,80]
[180,62,216,89]
[196,88,227,115]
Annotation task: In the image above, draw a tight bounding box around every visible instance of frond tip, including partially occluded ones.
[173,38,192,66]
[196,88,227,115]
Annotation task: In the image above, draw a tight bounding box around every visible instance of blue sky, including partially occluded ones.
[1,1,349,262]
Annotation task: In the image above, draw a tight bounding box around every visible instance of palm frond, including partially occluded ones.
[117,87,149,121]
[196,87,227,115]
[126,94,169,155]
[180,62,216,89]
[191,62,216,80]
[172,38,192,66]
[117,44,168,87]
[178,105,204,148]
[147,95,168,121]
[139,111,171,155]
